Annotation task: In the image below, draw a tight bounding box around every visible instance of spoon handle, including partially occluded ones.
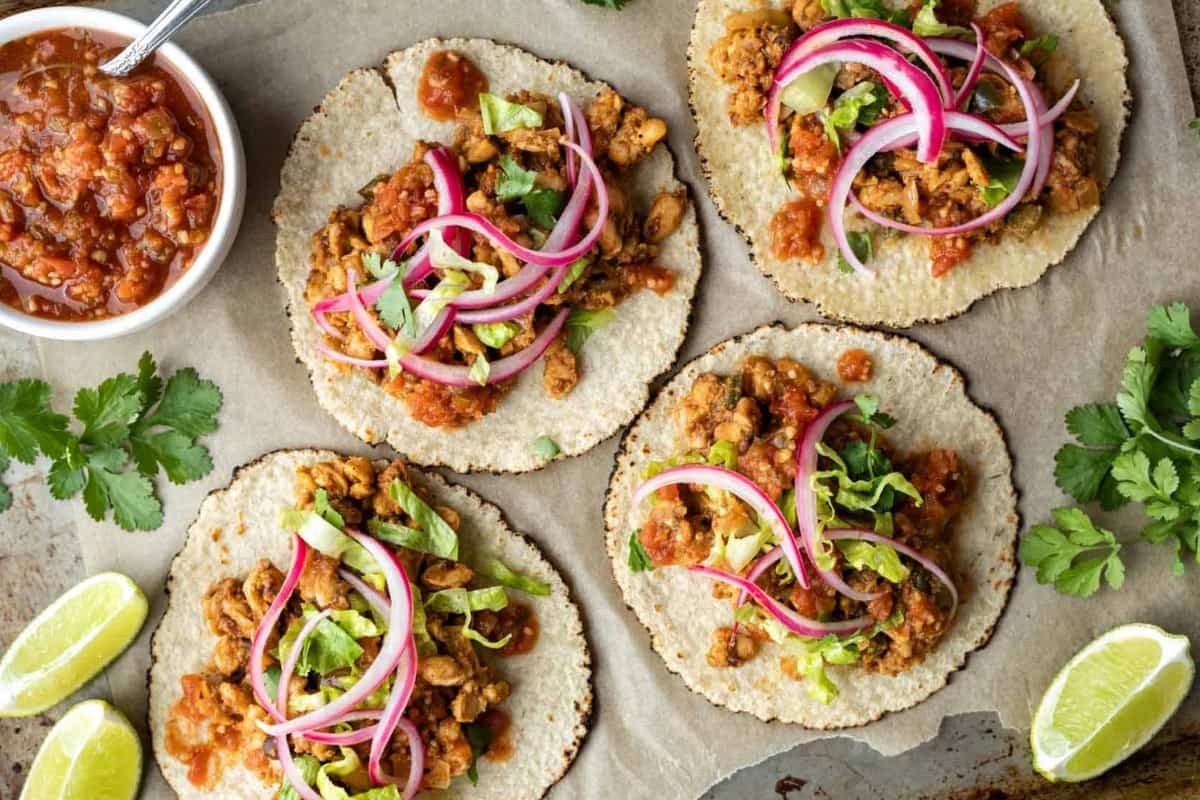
[99,0,215,77]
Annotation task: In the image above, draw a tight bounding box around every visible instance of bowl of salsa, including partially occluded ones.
[0,6,245,341]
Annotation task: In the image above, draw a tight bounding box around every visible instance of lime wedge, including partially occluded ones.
[20,699,142,800]
[0,572,148,717]
[1031,623,1194,782]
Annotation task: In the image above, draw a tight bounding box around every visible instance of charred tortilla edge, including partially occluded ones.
[687,0,1130,327]
[273,38,702,473]
[603,323,1019,727]
[148,448,592,799]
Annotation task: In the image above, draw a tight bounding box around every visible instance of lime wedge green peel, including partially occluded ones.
[1032,623,1194,783]
[0,572,148,717]
[20,699,142,800]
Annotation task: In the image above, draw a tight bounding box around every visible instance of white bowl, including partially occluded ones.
[0,6,245,341]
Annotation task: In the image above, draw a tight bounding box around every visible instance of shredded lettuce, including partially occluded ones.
[389,479,460,560]
[532,435,561,460]
[313,488,344,528]
[473,321,520,349]
[426,586,512,649]
[367,517,457,560]
[822,82,887,148]
[469,355,491,386]
[835,538,910,583]
[779,62,839,116]
[641,452,705,480]
[277,604,364,677]
[564,307,614,353]
[279,508,378,574]
[412,268,470,334]
[628,530,654,572]
[558,257,590,295]
[314,747,403,800]
[329,608,383,638]
[912,0,973,38]
[479,93,542,135]
[821,0,908,25]
[707,439,738,470]
[812,441,922,515]
[279,754,321,800]
[480,557,552,596]
[429,230,498,296]
[410,585,438,657]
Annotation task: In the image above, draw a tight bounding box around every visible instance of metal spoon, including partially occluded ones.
[99,0,214,77]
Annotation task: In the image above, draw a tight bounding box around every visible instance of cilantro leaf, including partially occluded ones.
[84,448,163,531]
[0,379,72,462]
[1054,444,1118,504]
[376,273,415,335]
[1147,302,1200,348]
[1019,509,1123,597]
[0,452,10,513]
[138,368,221,438]
[837,231,873,274]
[523,188,565,229]
[1191,118,1200,140]
[464,722,493,785]
[628,530,654,572]
[979,154,1026,207]
[495,155,537,202]
[0,353,221,529]
[74,373,143,448]
[1066,403,1128,446]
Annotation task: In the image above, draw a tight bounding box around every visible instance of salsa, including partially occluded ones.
[417,50,488,121]
[0,28,221,321]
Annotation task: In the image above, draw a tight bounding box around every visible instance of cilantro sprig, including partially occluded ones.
[1029,303,1200,594]
[0,353,222,530]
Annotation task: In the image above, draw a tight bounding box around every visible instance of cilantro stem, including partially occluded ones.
[1145,429,1200,457]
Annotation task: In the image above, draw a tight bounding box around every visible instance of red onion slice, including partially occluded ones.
[824,528,958,619]
[634,464,810,589]
[339,567,391,616]
[767,18,954,156]
[301,710,384,746]
[455,263,570,325]
[248,535,309,722]
[560,92,579,186]
[954,24,988,108]
[794,400,884,603]
[736,545,785,612]
[399,308,568,387]
[389,141,608,271]
[272,608,332,800]
[690,564,872,638]
[368,644,421,795]
[394,147,468,285]
[769,39,948,163]
[259,529,414,738]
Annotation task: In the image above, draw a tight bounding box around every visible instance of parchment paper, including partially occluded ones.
[33,0,1200,797]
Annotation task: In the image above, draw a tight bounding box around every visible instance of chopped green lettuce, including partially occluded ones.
[780,63,839,116]
[314,747,403,800]
[410,585,438,657]
[279,754,321,800]
[279,508,378,574]
[367,517,457,560]
[558,258,590,295]
[473,321,520,349]
[707,439,738,469]
[314,488,344,528]
[478,93,542,135]
[821,0,909,25]
[426,586,512,649]
[469,355,491,386]
[823,82,887,148]
[429,230,498,296]
[565,307,614,353]
[480,557,552,596]
[835,538,911,583]
[912,0,973,38]
[389,479,460,560]
[532,435,561,460]
[277,604,364,677]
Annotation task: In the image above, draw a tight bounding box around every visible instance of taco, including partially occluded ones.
[604,324,1017,727]
[689,0,1128,326]
[275,39,701,473]
[150,449,591,799]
